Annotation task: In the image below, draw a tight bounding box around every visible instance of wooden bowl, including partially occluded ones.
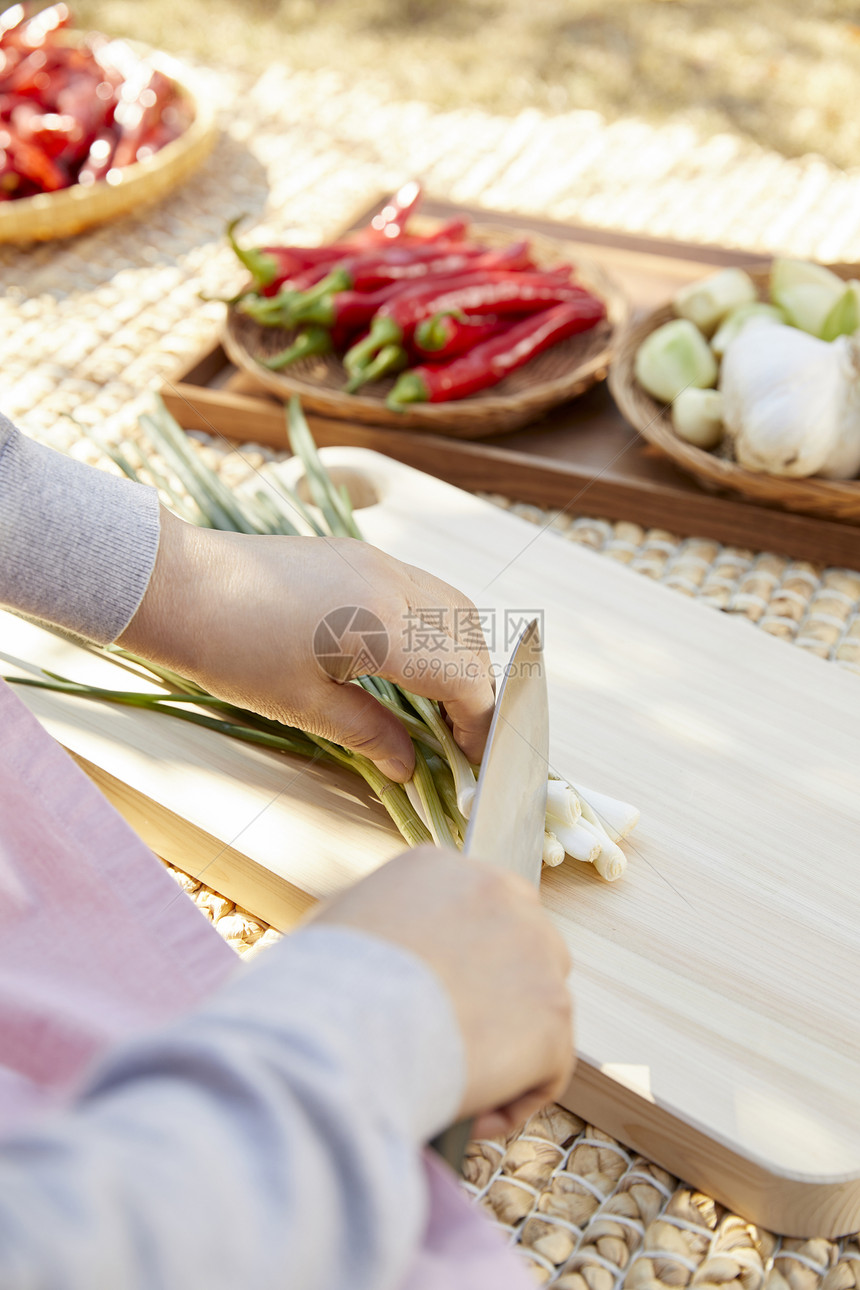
[609,267,860,523]
[222,225,628,440]
[0,50,217,244]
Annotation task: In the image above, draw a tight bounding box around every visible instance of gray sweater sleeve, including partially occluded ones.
[0,413,161,644]
[0,925,465,1290]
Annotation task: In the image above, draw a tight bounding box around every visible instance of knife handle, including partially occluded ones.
[430,1117,473,1173]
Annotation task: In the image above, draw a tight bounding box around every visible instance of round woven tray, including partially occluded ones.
[609,267,860,523]
[0,50,217,244]
[222,226,629,440]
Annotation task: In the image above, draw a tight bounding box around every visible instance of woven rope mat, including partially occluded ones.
[3,59,860,1284]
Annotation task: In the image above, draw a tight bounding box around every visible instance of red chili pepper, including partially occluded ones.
[421,217,469,243]
[226,219,367,293]
[388,298,607,408]
[413,312,511,361]
[288,276,451,331]
[345,270,584,374]
[313,239,534,297]
[363,180,421,242]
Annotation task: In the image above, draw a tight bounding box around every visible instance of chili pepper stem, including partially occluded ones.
[293,265,351,312]
[262,327,332,370]
[414,312,457,352]
[240,290,303,327]
[344,345,407,393]
[289,296,334,327]
[387,371,430,409]
[226,216,279,288]
[343,316,403,374]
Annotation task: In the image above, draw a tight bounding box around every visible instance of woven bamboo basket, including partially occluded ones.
[609,266,860,523]
[0,50,217,244]
[222,225,629,440]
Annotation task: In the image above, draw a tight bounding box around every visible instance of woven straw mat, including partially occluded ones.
[3,59,860,1285]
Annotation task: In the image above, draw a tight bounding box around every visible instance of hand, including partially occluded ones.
[118,506,494,781]
[313,846,575,1138]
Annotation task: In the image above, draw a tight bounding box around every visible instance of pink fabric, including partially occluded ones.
[0,677,236,1128]
[404,1152,535,1290]
[0,677,529,1287]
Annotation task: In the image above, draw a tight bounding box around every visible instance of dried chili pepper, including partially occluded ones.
[0,122,64,188]
[0,5,26,43]
[387,298,607,408]
[344,270,583,376]
[76,129,115,185]
[111,69,174,168]
[14,3,70,49]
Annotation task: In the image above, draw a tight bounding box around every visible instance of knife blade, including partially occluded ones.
[431,616,549,1171]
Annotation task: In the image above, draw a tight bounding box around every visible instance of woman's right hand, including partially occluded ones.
[313,845,574,1139]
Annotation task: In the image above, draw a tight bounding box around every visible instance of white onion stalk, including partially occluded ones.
[545,777,581,829]
[405,690,477,818]
[404,780,430,830]
[541,777,639,881]
[575,819,627,882]
[572,783,640,842]
[552,820,601,864]
[542,832,566,867]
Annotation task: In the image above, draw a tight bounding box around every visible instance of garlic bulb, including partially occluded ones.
[710,302,784,358]
[720,320,860,479]
[817,337,860,479]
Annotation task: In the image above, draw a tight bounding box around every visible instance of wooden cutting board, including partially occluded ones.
[5,447,860,1237]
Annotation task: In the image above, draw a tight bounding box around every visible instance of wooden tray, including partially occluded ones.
[8,447,860,1237]
[162,201,860,569]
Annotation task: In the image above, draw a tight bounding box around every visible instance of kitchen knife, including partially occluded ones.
[431,616,549,1171]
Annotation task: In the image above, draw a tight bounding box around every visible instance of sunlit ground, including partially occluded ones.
[74,1,860,169]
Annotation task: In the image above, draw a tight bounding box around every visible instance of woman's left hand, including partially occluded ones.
[118,506,495,782]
